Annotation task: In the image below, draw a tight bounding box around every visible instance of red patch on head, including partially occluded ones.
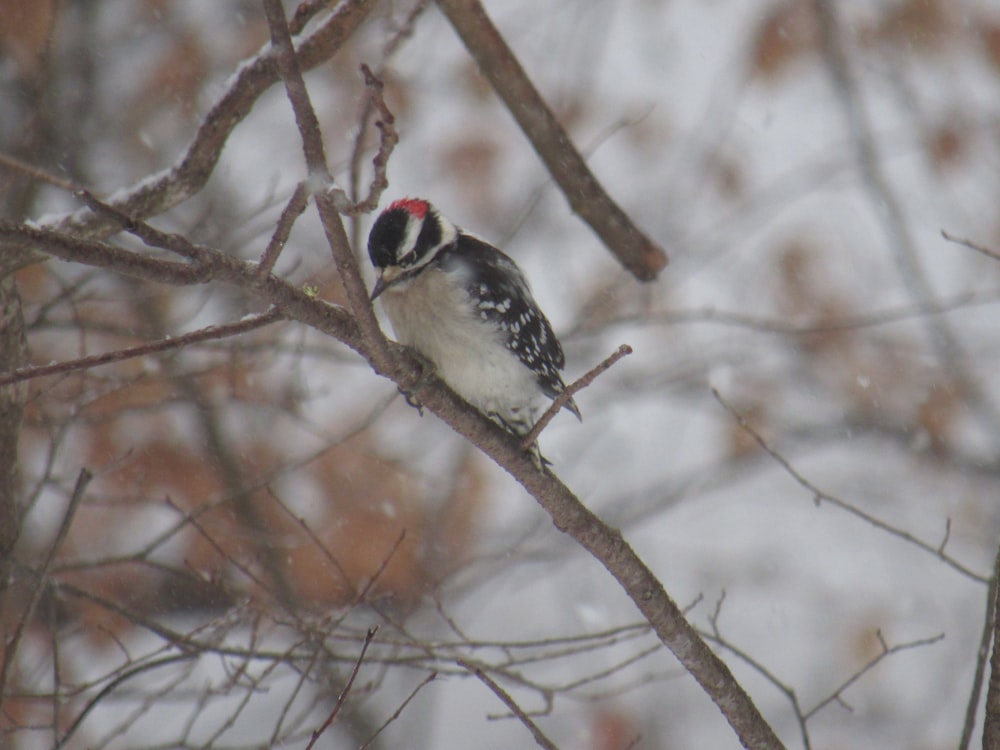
[388,197,429,219]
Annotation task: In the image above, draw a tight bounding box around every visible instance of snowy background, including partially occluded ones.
[7,0,1000,748]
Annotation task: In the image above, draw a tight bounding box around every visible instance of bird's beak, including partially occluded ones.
[370,266,406,300]
[370,270,388,301]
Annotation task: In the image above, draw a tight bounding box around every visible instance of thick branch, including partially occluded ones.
[435,0,667,281]
[400,379,785,750]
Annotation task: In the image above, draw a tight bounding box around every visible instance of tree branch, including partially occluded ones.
[305,626,378,750]
[434,0,667,281]
[262,0,394,371]
[257,181,311,278]
[981,546,1000,750]
[0,468,92,714]
[0,308,282,386]
[459,659,561,750]
[0,0,376,276]
[522,344,631,450]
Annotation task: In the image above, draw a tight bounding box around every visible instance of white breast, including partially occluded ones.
[379,266,540,427]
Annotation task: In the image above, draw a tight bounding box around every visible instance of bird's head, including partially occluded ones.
[368,198,458,299]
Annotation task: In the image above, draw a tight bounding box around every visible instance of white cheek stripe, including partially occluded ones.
[401,215,423,259]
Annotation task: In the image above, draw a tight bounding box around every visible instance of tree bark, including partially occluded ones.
[0,274,27,586]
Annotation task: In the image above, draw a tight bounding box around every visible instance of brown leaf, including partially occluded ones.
[750,1,816,80]
[916,381,961,453]
[979,21,1000,72]
[439,136,501,220]
[590,707,639,750]
[927,123,966,171]
[876,0,953,51]
[0,0,56,78]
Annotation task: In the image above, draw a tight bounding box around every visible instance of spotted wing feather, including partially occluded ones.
[441,234,572,408]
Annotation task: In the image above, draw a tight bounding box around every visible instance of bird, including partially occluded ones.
[367,197,580,466]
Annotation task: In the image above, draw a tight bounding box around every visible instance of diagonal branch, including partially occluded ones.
[305,626,379,750]
[521,344,632,450]
[459,660,560,750]
[434,0,667,282]
[712,388,988,583]
[262,0,393,371]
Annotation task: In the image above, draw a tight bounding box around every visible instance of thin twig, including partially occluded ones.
[0,150,81,192]
[359,671,437,750]
[342,63,398,215]
[712,388,989,583]
[162,495,278,602]
[346,1,426,250]
[941,229,1000,264]
[458,660,561,750]
[0,468,92,713]
[0,308,283,386]
[54,654,197,750]
[802,631,944,720]
[521,344,631,449]
[353,529,407,606]
[265,487,356,592]
[305,626,379,750]
[258,182,311,278]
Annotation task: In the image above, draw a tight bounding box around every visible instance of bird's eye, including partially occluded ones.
[399,250,416,266]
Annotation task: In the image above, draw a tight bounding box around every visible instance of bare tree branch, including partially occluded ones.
[343,63,399,216]
[0,468,91,716]
[522,343,631,450]
[961,543,1000,749]
[0,0,376,276]
[459,659,561,750]
[713,388,989,583]
[981,548,1000,750]
[802,630,944,721]
[941,229,1000,264]
[434,0,667,282]
[0,274,26,582]
[305,626,378,750]
[359,671,438,750]
[257,181,311,278]
[262,0,394,370]
[0,308,283,386]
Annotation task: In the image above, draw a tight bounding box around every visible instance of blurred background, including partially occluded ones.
[3,0,1000,748]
